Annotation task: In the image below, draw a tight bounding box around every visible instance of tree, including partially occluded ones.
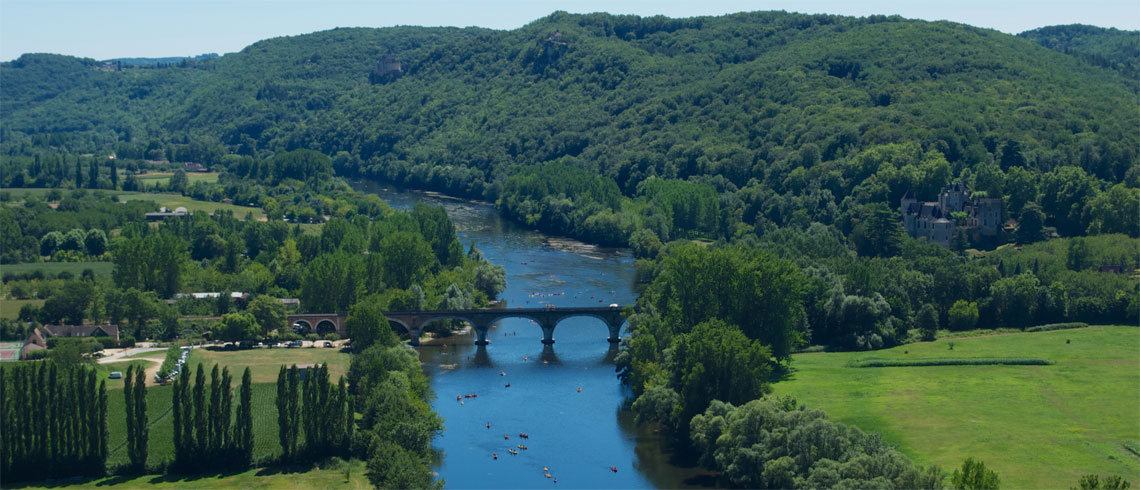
[1066,237,1091,271]
[990,274,1040,329]
[345,298,397,352]
[40,231,64,256]
[1016,203,1045,245]
[916,303,939,341]
[124,364,147,472]
[377,231,435,289]
[1076,474,1132,490]
[668,319,772,428]
[951,457,1000,490]
[948,300,979,331]
[366,441,438,489]
[234,367,254,466]
[853,203,904,258]
[212,313,260,342]
[247,294,286,336]
[84,229,108,256]
[1082,184,1140,237]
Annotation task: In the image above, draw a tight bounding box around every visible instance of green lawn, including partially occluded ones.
[772,325,1140,489]
[0,298,44,319]
[1,261,114,279]
[189,347,351,384]
[12,458,370,489]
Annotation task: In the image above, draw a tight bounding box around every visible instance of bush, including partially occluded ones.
[23,349,47,360]
[849,357,1053,367]
[1025,322,1089,332]
[46,337,104,351]
[157,344,183,379]
[322,333,340,341]
[305,333,320,341]
[280,332,303,341]
[93,336,135,349]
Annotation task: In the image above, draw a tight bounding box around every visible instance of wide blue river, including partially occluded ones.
[353,181,712,488]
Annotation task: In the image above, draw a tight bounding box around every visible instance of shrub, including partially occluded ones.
[23,349,47,360]
[849,357,1053,367]
[157,344,183,379]
[1025,322,1089,332]
[93,336,135,349]
[322,333,340,341]
[280,332,303,341]
[305,333,320,341]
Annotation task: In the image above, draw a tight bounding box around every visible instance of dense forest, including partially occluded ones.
[2,13,1137,247]
[2,10,1137,488]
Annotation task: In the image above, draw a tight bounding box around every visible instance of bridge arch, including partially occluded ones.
[292,320,312,333]
[316,320,337,335]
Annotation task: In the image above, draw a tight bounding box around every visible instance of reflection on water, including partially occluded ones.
[352,180,715,489]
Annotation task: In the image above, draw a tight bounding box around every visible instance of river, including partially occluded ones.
[352,181,714,489]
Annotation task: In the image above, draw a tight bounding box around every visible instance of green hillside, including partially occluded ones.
[771,326,1140,489]
[1020,24,1140,80]
[3,11,1137,248]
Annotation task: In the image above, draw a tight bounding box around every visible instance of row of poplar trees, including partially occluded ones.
[276,363,353,462]
[123,365,148,472]
[171,364,254,472]
[0,362,108,483]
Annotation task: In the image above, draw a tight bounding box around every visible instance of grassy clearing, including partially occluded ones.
[14,457,370,489]
[115,192,263,219]
[0,188,263,220]
[0,298,45,319]
[772,325,1140,489]
[134,172,220,186]
[94,360,154,390]
[188,347,351,384]
[1,261,114,279]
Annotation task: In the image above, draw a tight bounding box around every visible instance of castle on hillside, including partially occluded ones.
[900,182,1001,247]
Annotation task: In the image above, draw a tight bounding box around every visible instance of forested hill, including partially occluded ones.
[2,11,1138,242]
[1019,24,1140,81]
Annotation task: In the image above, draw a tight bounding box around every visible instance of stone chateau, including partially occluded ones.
[900,182,1001,247]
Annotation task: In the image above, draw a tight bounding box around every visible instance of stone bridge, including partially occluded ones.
[288,313,347,337]
[384,306,629,346]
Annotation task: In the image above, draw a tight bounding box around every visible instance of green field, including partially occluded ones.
[1,261,114,279]
[188,347,352,384]
[0,188,263,220]
[98,348,354,469]
[134,172,220,187]
[0,298,44,319]
[12,459,370,489]
[772,325,1140,488]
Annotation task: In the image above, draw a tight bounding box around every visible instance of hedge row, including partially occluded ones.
[1026,322,1089,332]
[44,336,134,349]
[849,357,1053,368]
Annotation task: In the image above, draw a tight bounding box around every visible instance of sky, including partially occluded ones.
[2,0,1138,61]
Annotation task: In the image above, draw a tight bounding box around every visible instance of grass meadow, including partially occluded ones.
[133,172,220,187]
[0,188,264,220]
[97,348,353,470]
[772,325,1140,488]
[0,298,45,319]
[1,261,114,279]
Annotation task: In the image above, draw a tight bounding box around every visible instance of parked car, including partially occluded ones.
[287,340,303,348]
[108,372,123,379]
[324,341,333,348]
